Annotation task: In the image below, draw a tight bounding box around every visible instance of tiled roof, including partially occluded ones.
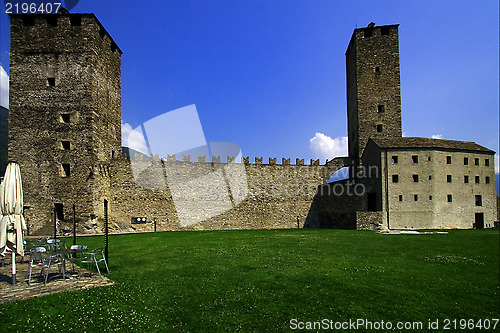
[369,137,495,153]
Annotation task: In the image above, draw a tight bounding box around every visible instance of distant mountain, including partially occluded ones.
[0,106,7,175]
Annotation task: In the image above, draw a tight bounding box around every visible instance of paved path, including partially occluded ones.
[0,255,114,304]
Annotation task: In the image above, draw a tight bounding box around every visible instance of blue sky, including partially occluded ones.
[0,0,498,171]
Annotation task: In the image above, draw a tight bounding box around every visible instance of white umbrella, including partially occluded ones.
[0,162,27,285]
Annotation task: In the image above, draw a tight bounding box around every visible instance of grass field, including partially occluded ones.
[1,229,499,332]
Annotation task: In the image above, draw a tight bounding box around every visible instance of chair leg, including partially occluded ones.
[103,259,109,273]
[28,264,33,286]
[95,260,101,276]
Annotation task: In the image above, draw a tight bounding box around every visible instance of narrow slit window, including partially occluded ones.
[375,66,380,73]
[446,156,452,164]
[475,195,482,206]
[475,158,479,165]
[485,176,490,184]
[61,141,70,150]
[464,157,468,165]
[429,175,432,180]
[377,104,385,113]
[399,195,403,201]
[447,175,452,183]
[412,155,418,163]
[429,196,432,200]
[475,176,480,184]
[447,194,452,202]
[47,77,56,87]
[60,114,70,123]
[414,195,418,201]
[61,164,71,177]
[376,124,383,133]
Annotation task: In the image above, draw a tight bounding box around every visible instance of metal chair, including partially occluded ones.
[66,245,88,271]
[81,248,109,276]
[28,247,62,285]
[46,238,61,249]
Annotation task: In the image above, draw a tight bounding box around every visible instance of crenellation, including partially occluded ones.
[269,157,277,165]
[167,154,176,162]
[296,159,304,166]
[282,158,290,165]
[255,157,263,165]
[198,155,205,163]
[227,156,235,163]
[182,155,190,162]
[212,156,221,163]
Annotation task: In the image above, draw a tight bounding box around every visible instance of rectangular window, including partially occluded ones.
[60,114,70,123]
[485,159,490,166]
[375,66,380,73]
[447,175,452,183]
[377,104,385,113]
[429,196,432,200]
[485,176,490,184]
[429,175,432,180]
[413,174,419,182]
[475,158,479,165]
[475,195,482,206]
[70,16,81,26]
[475,176,480,184]
[428,156,431,161]
[464,157,468,165]
[412,155,418,163]
[399,195,403,201]
[414,194,418,201]
[61,141,70,150]
[446,156,452,164]
[61,164,71,177]
[447,194,452,202]
[392,175,399,183]
[54,203,64,220]
[376,124,383,132]
[392,156,398,164]
[47,77,56,87]
[464,175,469,183]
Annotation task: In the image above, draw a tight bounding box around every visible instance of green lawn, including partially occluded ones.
[1,229,499,332]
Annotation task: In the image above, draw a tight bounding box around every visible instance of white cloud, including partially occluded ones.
[121,123,148,154]
[432,134,443,139]
[310,133,348,162]
[0,65,8,108]
[495,154,499,174]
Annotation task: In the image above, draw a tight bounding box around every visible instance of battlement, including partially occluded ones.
[128,152,331,166]
[9,13,122,55]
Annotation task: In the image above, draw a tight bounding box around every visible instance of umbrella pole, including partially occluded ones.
[11,251,16,285]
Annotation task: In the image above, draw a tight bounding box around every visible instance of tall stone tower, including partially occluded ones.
[8,13,122,232]
[346,24,402,165]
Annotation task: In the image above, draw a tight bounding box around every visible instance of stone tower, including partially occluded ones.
[8,13,122,232]
[346,24,402,165]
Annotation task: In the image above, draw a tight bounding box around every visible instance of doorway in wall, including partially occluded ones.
[474,212,484,229]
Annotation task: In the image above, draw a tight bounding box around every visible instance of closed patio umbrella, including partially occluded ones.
[0,162,27,285]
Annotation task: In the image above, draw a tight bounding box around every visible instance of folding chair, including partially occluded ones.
[81,248,109,276]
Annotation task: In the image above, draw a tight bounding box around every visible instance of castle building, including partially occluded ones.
[7,13,497,233]
[307,24,497,230]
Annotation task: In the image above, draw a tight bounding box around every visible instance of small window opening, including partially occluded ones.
[429,175,432,180]
[475,195,482,206]
[475,176,480,184]
[46,16,58,27]
[47,77,56,87]
[22,16,35,26]
[380,26,390,35]
[61,141,71,150]
[364,28,373,38]
[413,174,419,182]
[412,155,418,163]
[446,156,452,164]
[70,16,81,26]
[398,195,403,201]
[429,196,432,200]
[377,104,385,113]
[428,156,431,161]
[392,156,398,164]
[475,158,479,165]
[54,203,64,220]
[447,175,452,183]
[99,27,106,39]
[485,159,490,166]
[414,195,418,201]
[61,164,71,177]
[464,157,468,165]
[447,194,452,202]
[376,124,383,133]
[464,175,469,183]
[392,175,399,183]
[485,176,490,184]
[60,114,70,123]
[375,66,380,73]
